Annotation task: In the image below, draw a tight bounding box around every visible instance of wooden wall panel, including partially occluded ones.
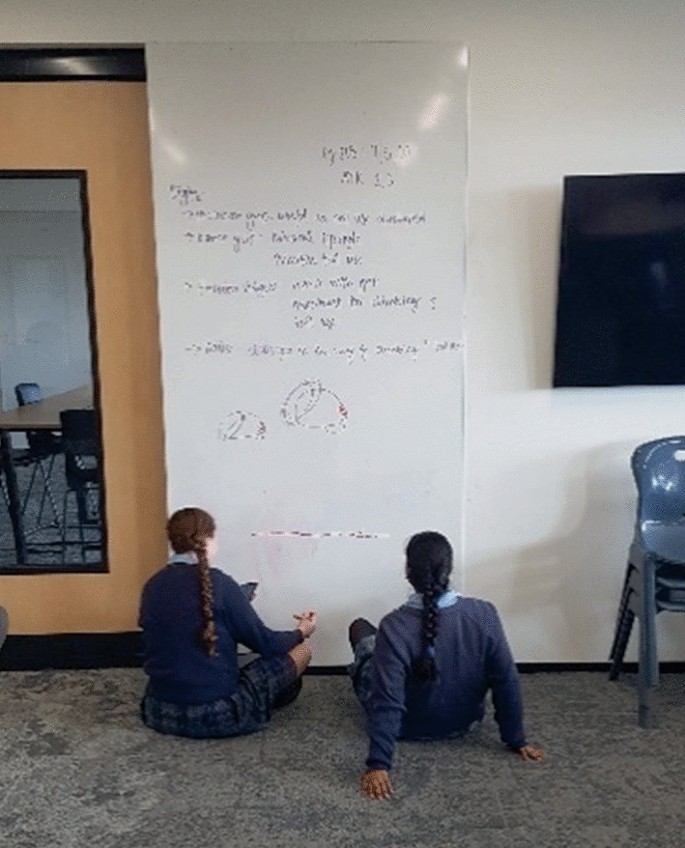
[0,83,167,632]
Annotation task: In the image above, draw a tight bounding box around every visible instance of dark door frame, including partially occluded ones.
[0,47,145,82]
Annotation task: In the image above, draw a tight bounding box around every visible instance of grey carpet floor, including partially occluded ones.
[1,670,684,848]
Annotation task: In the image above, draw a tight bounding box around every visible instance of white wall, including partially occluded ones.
[5,0,685,660]
[0,205,92,411]
[0,178,81,212]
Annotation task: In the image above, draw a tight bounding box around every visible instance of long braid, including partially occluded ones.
[406,531,453,684]
[194,536,218,657]
[425,583,439,677]
[413,583,439,681]
[167,507,218,657]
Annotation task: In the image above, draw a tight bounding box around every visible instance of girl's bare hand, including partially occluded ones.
[516,745,544,762]
[361,769,393,800]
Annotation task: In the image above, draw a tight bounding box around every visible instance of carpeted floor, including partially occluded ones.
[0,670,684,847]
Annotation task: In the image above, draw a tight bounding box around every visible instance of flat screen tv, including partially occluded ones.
[553,172,685,387]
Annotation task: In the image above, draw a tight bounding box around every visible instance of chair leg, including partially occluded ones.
[61,492,69,565]
[638,616,658,729]
[609,604,634,680]
[17,452,61,532]
[35,464,48,526]
[75,488,89,562]
[76,487,88,525]
[35,455,60,529]
[610,564,633,662]
[19,460,41,515]
[638,563,659,729]
[60,485,101,565]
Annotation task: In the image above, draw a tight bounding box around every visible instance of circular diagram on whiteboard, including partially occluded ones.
[218,411,267,441]
[281,380,348,435]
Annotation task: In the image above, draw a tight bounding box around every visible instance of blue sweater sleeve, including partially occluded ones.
[365,621,408,771]
[218,573,301,657]
[484,602,527,749]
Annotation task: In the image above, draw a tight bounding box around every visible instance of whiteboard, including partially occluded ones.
[146,42,467,664]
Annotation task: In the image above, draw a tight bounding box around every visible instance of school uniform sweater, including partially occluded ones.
[366,596,527,771]
[139,558,301,705]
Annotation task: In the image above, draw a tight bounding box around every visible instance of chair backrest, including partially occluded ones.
[14,382,42,407]
[60,409,98,457]
[632,436,685,524]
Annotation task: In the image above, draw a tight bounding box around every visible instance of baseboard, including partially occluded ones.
[0,632,143,670]
[3,633,685,674]
[517,662,685,673]
[308,665,348,675]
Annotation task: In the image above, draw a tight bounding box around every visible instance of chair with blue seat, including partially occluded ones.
[609,436,685,727]
[15,382,63,457]
[15,382,44,408]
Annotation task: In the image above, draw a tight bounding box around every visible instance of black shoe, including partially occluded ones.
[348,618,378,649]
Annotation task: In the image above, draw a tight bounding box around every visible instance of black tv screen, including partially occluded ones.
[553,172,685,387]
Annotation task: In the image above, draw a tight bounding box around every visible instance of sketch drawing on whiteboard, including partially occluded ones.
[251,529,390,539]
[281,379,348,434]
[218,411,267,441]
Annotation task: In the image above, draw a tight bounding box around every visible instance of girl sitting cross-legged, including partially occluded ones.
[139,506,317,738]
[349,531,543,800]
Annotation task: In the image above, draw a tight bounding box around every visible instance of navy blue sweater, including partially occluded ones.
[139,561,300,705]
[366,597,526,770]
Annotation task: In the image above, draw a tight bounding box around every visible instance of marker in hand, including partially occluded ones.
[293,611,315,623]
[293,609,318,638]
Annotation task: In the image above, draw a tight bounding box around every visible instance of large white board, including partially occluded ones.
[147,42,467,663]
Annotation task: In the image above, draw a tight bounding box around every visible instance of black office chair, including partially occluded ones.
[0,466,9,511]
[14,382,62,528]
[60,408,101,563]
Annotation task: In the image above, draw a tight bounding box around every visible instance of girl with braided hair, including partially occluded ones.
[139,507,317,738]
[348,531,543,800]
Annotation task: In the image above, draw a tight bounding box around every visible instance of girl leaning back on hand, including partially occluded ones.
[349,531,543,800]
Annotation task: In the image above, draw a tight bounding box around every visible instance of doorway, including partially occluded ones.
[0,56,167,633]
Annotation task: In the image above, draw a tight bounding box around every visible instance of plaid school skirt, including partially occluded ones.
[141,654,297,739]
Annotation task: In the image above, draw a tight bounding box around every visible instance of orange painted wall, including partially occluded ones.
[0,83,167,633]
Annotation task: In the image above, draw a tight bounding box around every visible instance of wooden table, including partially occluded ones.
[0,386,93,432]
[0,385,93,562]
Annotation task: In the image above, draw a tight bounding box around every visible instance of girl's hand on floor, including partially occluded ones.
[516,745,545,762]
[361,769,393,800]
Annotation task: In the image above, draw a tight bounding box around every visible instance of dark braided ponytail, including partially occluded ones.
[167,507,218,657]
[406,531,453,683]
